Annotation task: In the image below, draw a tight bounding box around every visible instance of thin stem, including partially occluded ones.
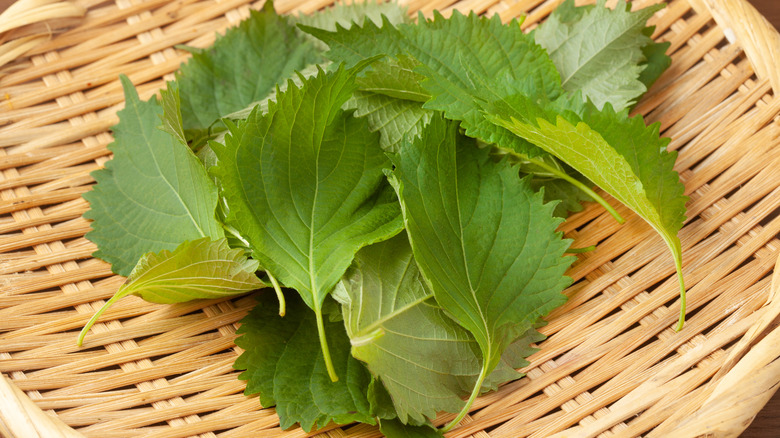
[673,252,686,332]
[266,271,286,317]
[77,289,130,346]
[526,156,625,224]
[315,309,339,382]
[565,245,597,254]
[441,357,490,432]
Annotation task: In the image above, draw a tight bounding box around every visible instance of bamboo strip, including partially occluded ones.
[0,0,85,70]
[0,373,84,438]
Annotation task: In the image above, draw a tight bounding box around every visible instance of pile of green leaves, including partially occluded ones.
[78,1,687,435]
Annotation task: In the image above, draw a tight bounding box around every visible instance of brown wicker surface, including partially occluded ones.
[1,0,779,437]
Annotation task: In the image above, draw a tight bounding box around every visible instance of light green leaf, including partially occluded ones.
[486,93,688,328]
[346,55,433,153]
[234,292,374,431]
[389,116,573,430]
[212,63,404,382]
[348,91,433,153]
[120,237,263,303]
[335,232,543,424]
[356,55,428,102]
[83,76,224,277]
[78,237,264,345]
[533,0,665,111]
[159,81,187,146]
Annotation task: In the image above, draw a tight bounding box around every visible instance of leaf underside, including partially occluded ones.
[84,76,223,277]
[120,237,265,303]
[533,0,666,111]
[336,233,518,423]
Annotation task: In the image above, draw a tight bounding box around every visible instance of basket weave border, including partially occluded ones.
[0,0,779,437]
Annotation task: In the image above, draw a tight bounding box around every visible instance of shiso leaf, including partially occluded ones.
[78,237,264,345]
[234,292,374,431]
[533,0,666,111]
[388,115,574,429]
[211,62,403,382]
[486,92,688,329]
[83,76,223,277]
[175,1,320,137]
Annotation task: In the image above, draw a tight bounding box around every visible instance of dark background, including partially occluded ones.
[0,0,777,436]
[739,2,779,436]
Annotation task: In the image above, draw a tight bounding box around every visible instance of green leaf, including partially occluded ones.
[175,1,321,136]
[305,10,562,157]
[379,418,442,438]
[212,63,404,382]
[348,91,432,153]
[356,55,428,102]
[533,0,665,111]
[159,81,187,146]
[83,76,224,276]
[217,2,411,126]
[336,233,482,422]
[638,28,671,92]
[367,378,397,420]
[293,0,409,52]
[335,232,543,424]
[305,10,623,220]
[301,15,405,69]
[388,116,573,430]
[346,55,433,153]
[234,293,374,431]
[119,237,263,303]
[486,93,688,328]
[78,237,264,345]
[530,174,591,217]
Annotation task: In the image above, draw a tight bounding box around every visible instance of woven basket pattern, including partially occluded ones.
[1,0,779,437]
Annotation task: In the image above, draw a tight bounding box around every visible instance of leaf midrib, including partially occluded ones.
[134,99,208,239]
[356,291,433,339]
[450,141,491,351]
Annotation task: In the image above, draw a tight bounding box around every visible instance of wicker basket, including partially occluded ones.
[1,0,778,436]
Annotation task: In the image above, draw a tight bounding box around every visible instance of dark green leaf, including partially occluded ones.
[305,10,562,158]
[379,418,442,438]
[638,29,671,92]
[234,293,374,431]
[176,2,321,137]
[294,0,409,52]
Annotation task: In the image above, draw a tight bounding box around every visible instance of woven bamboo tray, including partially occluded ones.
[1,0,779,436]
